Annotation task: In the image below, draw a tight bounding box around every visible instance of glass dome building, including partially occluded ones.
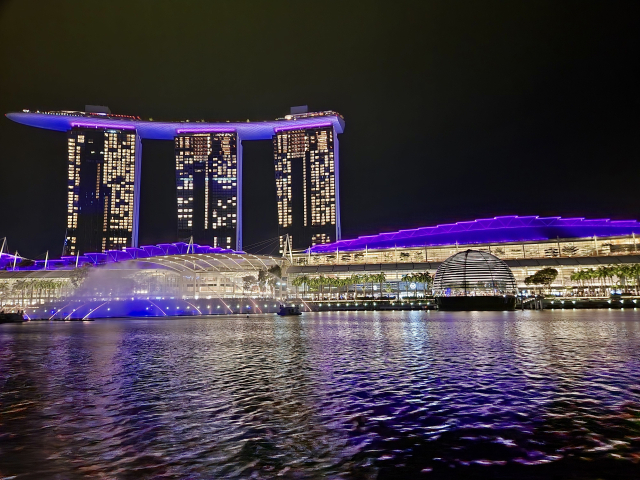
[433,249,518,310]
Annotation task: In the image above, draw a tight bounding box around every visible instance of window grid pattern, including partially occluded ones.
[65,129,137,254]
[103,131,136,251]
[175,133,237,250]
[273,127,337,254]
[274,130,305,229]
[308,129,336,227]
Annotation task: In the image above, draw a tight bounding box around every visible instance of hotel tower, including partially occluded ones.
[273,111,341,254]
[174,132,240,250]
[6,106,344,254]
[64,107,142,255]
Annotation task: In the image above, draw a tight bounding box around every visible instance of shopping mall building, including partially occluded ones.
[2,216,639,315]
[287,216,640,296]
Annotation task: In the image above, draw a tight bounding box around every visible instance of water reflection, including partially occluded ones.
[1,311,640,478]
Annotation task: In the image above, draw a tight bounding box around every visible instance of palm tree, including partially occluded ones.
[337,276,346,300]
[327,277,336,300]
[319,276,328,300]
[632,264,640,295]
[423,272,431,297]
[335,277,343,300]
[401,274,411,299]
[314,276,324,301]
[0,281,10,307]
[350,274,362,300]
[613,265,625,292]
[305,277,316,300]
[595,266,607,292]
[13,280,26,307]
[571,270,584,295]
[586,268,598,295]
[291,275,307,299]
[366,273,377,299]
[571,270,582,294]
[375,272,386,299]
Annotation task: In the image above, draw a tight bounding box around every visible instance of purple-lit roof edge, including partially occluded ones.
[0,242,249,272]
[307,215,640,253]
[5,112,345,141]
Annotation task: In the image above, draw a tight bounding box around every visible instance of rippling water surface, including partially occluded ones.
[2,310,640,479]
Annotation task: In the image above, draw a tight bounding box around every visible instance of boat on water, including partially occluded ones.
[277,305,302,316]
[0,311,27,324]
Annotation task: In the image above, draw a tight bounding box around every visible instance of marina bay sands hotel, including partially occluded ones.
[6,106,345,255]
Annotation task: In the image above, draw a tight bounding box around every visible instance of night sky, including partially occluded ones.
[0,1,638,258]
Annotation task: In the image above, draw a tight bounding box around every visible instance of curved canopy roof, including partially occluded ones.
[108,252,282,274]
[309,216,640,253]
[5,111,345,140]
[0,241,276,272]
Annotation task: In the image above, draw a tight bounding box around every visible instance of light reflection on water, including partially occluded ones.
[1,310,640,479]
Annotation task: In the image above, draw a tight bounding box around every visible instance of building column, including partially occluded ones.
[131,132,142,248]
[236,134,243,251]
[334,130,342,241]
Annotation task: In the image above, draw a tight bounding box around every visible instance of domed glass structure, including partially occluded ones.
[433,250,518,310]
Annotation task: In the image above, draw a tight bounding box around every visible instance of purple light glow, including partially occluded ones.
[0,242,247,271]
[71,122,136,130]
[176,128,236,134]
[308,216,640,253]
[273,122,332,133]
[6,112,345,141]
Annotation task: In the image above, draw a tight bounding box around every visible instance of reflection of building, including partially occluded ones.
[66,126,141,254]
[273,110,342,254]
[175,133,239,250]
[287,216,640,293]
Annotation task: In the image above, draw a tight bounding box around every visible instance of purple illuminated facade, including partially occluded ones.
[6,109,345,253]
[308,216,640,253]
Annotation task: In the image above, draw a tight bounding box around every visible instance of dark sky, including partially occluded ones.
[1,1,639,258]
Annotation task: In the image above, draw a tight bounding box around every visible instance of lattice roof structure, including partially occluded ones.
[0,242,267,272]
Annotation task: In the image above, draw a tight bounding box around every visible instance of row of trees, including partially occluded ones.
[291,273,385,300]
[291,273,386,300]
[290,272,433,300]
[523,264,640,295]
[402,272,433,287]
[570,265,640,294]
[0,279,71,307]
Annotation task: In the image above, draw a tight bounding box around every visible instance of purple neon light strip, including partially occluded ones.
[308,215,640,252]
[7,111,345,140]
[4,243,247,271]
[273,122,332,133]
[176,128,236,134]
[71,122,136,130]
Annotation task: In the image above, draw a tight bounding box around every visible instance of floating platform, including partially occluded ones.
[0,312,27,324]
[436,296,517,311]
